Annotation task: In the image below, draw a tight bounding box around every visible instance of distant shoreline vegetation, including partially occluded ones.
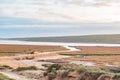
[6,34,120,44]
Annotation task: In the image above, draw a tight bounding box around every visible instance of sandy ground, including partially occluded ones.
[0,71,33,80]
[0,45,78,68]
[0,45,120,68]
[0,45,79,80]
[66,55,120,68]
[0,44,120,80]
[0,53,70,68]
[0,53,71,80]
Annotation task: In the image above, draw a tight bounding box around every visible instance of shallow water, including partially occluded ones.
[0,40,120,47]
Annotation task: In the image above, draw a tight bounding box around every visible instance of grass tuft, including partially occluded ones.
[15,66,39,71]
[0,73,14,80]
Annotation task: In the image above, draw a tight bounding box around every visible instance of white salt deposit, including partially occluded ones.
[70,61,95,66]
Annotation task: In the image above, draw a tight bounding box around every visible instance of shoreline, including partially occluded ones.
[0,40,120,47]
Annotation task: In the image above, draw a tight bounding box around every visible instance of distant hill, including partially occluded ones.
[7,34,120,44]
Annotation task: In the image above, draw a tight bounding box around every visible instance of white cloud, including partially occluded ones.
[0,0,120,23]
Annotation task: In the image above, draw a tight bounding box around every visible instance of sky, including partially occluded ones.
[0,0,120,38]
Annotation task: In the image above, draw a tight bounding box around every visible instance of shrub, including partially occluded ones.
[109,67,120,73]
[43,72,48,76]
[48,72,56,80]
[47,64,61,73]
[25,56,35,60]
[42,64,51,68]
[14,57,21,60]
[61,71,69,78]
[3,65,13,69]
[0,65,13,70]
[15,66,39,71]
[77,67,87,73]
[86,67,106,74]
[112,73,120,80]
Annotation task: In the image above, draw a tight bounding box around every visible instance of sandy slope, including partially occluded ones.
[0,71,33,80]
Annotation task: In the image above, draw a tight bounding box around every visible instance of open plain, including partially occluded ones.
[0,44,120,80]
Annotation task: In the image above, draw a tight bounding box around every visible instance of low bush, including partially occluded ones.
[47,64,61,73]
[25,56,35,60]
[15,66,39,71]
[113,74,120,80]
[42,64,51,68]
[48,72,56,80]
[61,71,69,78]
[0,65,13,70]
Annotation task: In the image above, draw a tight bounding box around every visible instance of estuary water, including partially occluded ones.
[0,40,120,47]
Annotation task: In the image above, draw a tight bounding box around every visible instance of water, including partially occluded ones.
[0,40,120,47]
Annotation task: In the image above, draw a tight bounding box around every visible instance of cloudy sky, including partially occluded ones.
[0,0,120,23]
[0,0,120,38]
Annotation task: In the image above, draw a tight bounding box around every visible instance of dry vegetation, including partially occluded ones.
[59,46,120,68]
[0,44,120,80]
[67,56,120,67]
[58,46,120,56]
[0,53,59,69]
[42,64,120,80]
[76,46,120,54]
[0,73,14,80]
[0,44,66,56]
